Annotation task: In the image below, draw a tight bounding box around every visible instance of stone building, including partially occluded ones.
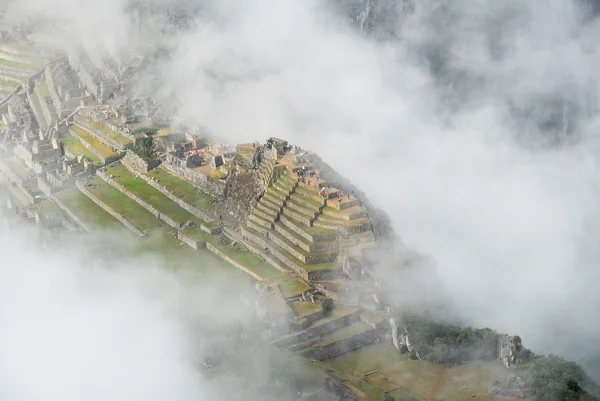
[45,59,91,118]
[68,49,117,102]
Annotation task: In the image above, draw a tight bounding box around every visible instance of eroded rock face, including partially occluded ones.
[488,374,536,399]
[389,317,421,360]
[497,334,523,368]
[216,171,261,230]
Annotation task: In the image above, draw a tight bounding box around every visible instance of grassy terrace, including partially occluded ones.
[70,126,117,159]
[107,163,206,224]
[88,121,131,145]
[0,57,38,70]
[37,199,62,217]
[86,176,166,233]
[59,132,102,166]
[38,80,49,97]
[145,167,215,213]
[315,341,522,401]
[0,78,19,87]
[54,188,123,229]
[290,300,322,318]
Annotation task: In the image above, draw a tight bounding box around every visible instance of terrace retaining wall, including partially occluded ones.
[300,327,380,361]
[74,117,131,152]
[45,190,92,233]
[69,127,122,165]
[133,167,215,223]
[177,231,207,249]
[205,242,264,281]
[96,169,182,230]
[76,180,146,237]
[121,149,160,174]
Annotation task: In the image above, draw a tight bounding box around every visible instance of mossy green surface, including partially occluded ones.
[88,121,130,144]
[70,126,117,158]
[54,188,123,229]
[60,133,102,165]
[146,167,215,213]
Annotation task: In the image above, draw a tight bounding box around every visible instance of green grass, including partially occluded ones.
[281,214,335,236]
[0,78,19,87]
[86,176,166,232]
[146,167,215,213]
[207,237,281,279]
[107,163,205,225]
[290,301,323,318]
[37,200,62,216]
[38,80,49,97]
[89,121,131,145]
[310,321,372,348]
[322,343,409,375]
[60,133,102,165]
[54,188,123,229]
[270,274,311,298]
[70,126,117,159]
[0,57,38,70]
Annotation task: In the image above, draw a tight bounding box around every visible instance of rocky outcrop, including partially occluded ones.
[497,334,523,368]
[216,170,262,230]
[488,374,536,399]
[389,317,421,360]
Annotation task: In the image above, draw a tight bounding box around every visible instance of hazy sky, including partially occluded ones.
[2,0,600,389]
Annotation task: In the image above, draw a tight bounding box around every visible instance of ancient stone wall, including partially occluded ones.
[272,309,362,348]
[76,180,146,237]
[0,74,24,87]
[97,169,181,229]
[0,65,36,77]
[280,214,337,242]
[205,242,264,281]
[313,156,395,244]
[162,159,225,198]
[176,231,207,249]
[74,117,131,151]
[68,127,118,165]
[323,378,360,401]
[135,168,215,223]
[300,328,380,361]
[46,190,92,232]
[0,49,46,64]
[0,44,51,58]
[121,149,160,174]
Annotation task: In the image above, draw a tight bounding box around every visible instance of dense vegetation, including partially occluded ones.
[402,314,599,400]
[402,315,502,365]
[131,137,156,161]
[130,127,159,136]
[518,355,599,401]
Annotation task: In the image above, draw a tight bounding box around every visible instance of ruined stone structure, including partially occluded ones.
[45,59,92,118]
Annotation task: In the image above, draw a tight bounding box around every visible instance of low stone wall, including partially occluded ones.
[281,208,313,227]
[177,231,207,249]
[272,309,362,348]
[75,118,131,151]
[300,327,380,361]
[323,379,360,401]
[97,169,182,229]
[0,49,47,64]
[135,168,216,223]
[162,160,225,198]
[0,65,36,77]
[206,242,263,281]
[0,44,50,58]
[280,214,337,243]
[121,149,160,174]
[37,175,54,195]
[273,224,336,253]
[47,191,92,232]
[76,180,146,237]
[0,74,24,86]
[68,127,109,164]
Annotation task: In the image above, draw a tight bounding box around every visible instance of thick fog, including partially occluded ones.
[2,0,600,386]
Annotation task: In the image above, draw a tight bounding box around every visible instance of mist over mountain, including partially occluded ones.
[0,0,600,393]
